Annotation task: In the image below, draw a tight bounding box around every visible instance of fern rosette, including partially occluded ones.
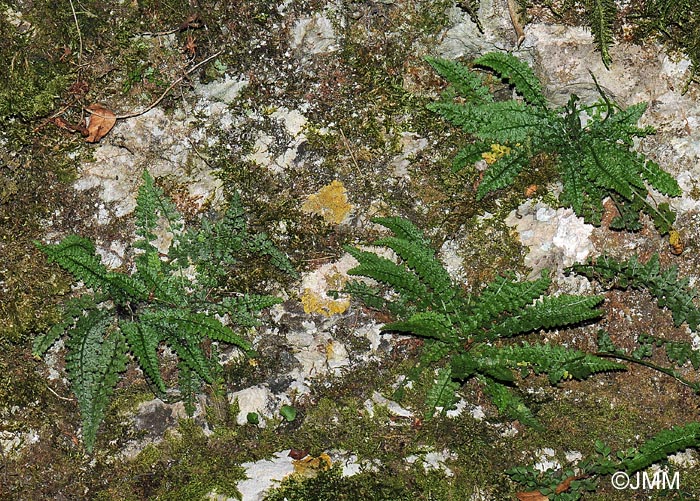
[34,170,293,452]
[427,52,681,237]
[345,216,623,426]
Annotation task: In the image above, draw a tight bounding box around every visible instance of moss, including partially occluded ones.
[94,419,247,500]
[264,464,414,501]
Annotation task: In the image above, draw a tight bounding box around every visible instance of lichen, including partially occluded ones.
[301,180,353,225]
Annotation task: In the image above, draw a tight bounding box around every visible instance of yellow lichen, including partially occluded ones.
[292,453,333,477]
[482,143,512,165]
[301,288,351,316]
[301,180,352,224]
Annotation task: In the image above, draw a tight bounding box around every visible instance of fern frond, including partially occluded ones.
[481,342,625,383]
[481,377,542,429]
[344,245,429,300]
[383,312,454,342]
[584,0,617,69]
[373,236,455,300]
[65,309,128,452]
[372,216,433,250]
[476,146,531,199]
[571,254,700,330]
[121,321,166,395]
[425,367,460,419]
[33,295,98,356]
[639,158,682,196]
[623,422,700,473]
[35,236,111,293]
[490,294,604,337]
[135,170,182,245]
[582,140,643,199]
[425,57,492,103]
[217,294,282,327]
[473,101,550,143]
[473,52,547,108]
[469,272,551,328]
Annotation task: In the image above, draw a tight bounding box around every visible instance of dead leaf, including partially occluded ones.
[515,491,548,501]
[555,474,588,494]
[85,104,116,143]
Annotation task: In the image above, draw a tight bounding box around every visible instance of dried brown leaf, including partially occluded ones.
[516,491,548,501]
[85,104,116,143]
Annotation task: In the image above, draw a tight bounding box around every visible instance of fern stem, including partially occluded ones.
[595,351,700,393]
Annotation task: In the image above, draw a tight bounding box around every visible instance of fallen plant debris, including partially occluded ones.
[84,103,116,143]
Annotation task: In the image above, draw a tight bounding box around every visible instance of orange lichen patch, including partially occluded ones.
[299,254,358,316]
[292,453,332,477]
[301,180,352,224]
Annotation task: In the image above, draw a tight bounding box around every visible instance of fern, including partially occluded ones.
[427,53,681,238]
[585,0,617,69]
[623,422,700,473]
[345,216,616,424]
[34,169,293,452]
[570,254,700,331]
[508,423,700,498]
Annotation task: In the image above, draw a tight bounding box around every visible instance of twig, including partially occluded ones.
[338,127,361,175]
[85,50,223,120]
[46,384,75,402]
[68,0,83,63]
[507,0,526,47]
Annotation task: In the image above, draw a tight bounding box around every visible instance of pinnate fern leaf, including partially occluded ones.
[425,367,460,419]
[121,321,166,395]
[35,236,111,293]
[585,0,617,69]
[344,245,429,300]
[65,309,128,452]
[425,57,492,103]
[571,254,700,330]
[623,422,700,473]
[384,312,454,343]
[489,294,604,338]
[473,52,547,108]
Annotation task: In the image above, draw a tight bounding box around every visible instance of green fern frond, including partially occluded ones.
[135,170,182,246]
[469,272,551,328]
[476,146,531,199]
[584,0,617,69]
[481,378,542,429]
[425,57,492,103]
[373,236,455,300]
[489,294,604,338]
[384,312,454,342]
[425,367,460,419]
[372,216,433,250]
[623,422,700,473]
[571,254,700,330]
[35,236,112,293]
[639,158,683,196]
[344,245,430,300]
[473,52,547,108]
[217,294,283,327]
[33,296,99,357]
[65,310,128,452]
[121,321,166,395]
